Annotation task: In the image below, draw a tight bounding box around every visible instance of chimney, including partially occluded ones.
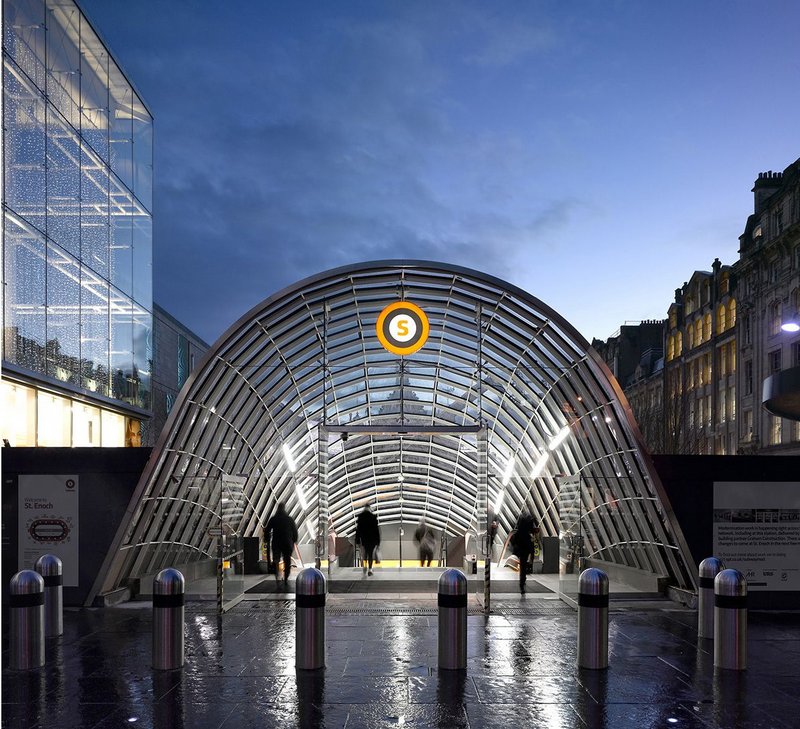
[712,257,721,274]
[752,170,783,214]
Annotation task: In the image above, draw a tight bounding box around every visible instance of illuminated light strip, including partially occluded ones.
[282,443,296,472]
[548,426,570,451]
[532,452,549,477]
[493,489,505,514]
[296,482,308,510]
[501,457,515,486]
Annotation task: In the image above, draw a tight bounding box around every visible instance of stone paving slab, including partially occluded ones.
[2,600,799,728]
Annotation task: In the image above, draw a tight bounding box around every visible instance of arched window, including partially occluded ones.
[695,319,703,346]
[717,304,726,333]
[676,331,683,356]
[703,313,712,341]
[667,335,675,362]
[686,326,694,349]
[727,299,736,328]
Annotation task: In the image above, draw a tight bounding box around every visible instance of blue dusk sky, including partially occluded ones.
[81,0,800,346]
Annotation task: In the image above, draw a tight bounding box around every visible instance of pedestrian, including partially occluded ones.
[414,518,436,567]
[355,504,381,576]
[264,501,299,589]
[512,509,536,593]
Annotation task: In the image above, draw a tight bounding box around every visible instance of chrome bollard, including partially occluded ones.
[296,567,326,670]
[697,557,724,640]
[152,568,185,671]
[438,568,467,670]
[35,554,63,638]
[9,570,45,670]
[577,568,609,670]
[714,568,747,670]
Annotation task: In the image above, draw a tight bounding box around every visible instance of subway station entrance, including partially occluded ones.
[91,261,697,612]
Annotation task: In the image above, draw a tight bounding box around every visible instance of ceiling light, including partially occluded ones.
[493,490,505,513]
[532,452,549,477]
[501,457,515,486]
[282,443,297,472]
[548,426,570,450]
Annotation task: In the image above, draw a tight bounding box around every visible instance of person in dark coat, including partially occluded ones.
[414,518,436,567]
[355,504,381,576]
[512,510,536,593]
[264,502,299,587]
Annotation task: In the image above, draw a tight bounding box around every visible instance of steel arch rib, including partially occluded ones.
[89,260,696,603]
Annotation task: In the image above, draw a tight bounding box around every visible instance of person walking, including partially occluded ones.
[512,509,536,593]
[414,518,436,567]
[355,504,381,576]
[264,501,299,589]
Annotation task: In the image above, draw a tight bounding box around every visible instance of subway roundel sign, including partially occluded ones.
[376,301,430,356]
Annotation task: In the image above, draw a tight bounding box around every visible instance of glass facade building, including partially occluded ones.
[2,0,153,446]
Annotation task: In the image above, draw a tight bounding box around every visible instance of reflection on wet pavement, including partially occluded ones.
[2,600,799,728]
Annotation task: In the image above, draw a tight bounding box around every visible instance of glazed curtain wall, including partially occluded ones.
[2,0,152,410]
[96,262,696,596]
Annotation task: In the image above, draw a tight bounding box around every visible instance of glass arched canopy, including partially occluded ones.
[95,261,695,597]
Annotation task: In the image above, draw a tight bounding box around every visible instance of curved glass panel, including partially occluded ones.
[97,262,696,596]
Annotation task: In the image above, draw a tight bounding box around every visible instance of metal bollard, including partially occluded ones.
[577,567,609,670]
[714,568,747,670]
[697,557,724,640]
[296,567,326,670]
[35,554,64,638]
[438,568,467,670]
[9,570,45,670]
[152,568,185,671]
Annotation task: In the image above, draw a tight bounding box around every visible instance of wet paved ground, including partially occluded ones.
[2,593,799,729]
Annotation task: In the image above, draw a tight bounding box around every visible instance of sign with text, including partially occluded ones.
[713,481,800,591]
[18,474,79,586]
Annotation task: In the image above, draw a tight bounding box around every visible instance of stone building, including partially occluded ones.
[596,156,800,457]
[663,261,737,455]
[737,159,800,453]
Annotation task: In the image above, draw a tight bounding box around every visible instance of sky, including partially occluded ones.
[81,0,800,346]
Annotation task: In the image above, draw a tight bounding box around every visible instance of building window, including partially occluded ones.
[742,410,753,441]
[769,259,780,283]
[720,272,730,295]
[718,389,727,423]
[695,319,704,345]
[769,415,782,446]
[768,349,782,373]
[703,314,711,342]
[717,304,726,333]
[743,314,751,345]
[667,335,674,362]
[728,385,736,421]
[769,302,782,336]
[728,299,736,328]
[744,360,753,395]
[774,208,784,236]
